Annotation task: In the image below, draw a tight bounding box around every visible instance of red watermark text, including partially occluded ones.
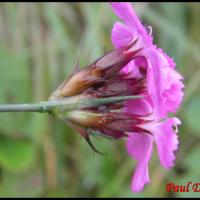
[166,182,200,193]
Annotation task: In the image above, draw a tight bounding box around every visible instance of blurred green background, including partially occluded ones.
[0,2,199,197]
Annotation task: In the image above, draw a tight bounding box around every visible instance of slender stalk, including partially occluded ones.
[0,95,143,113]
[0,102,48,113]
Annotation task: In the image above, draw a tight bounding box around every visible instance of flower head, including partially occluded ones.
[50,43,149,153]
[110,2,184,192]
[49,2,184,193]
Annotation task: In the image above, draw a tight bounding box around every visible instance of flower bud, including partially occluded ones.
[49,41,147,153]
[64,110,150,139]
[50,40,140,99]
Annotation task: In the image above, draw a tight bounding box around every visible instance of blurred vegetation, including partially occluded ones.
[0,2,199,197]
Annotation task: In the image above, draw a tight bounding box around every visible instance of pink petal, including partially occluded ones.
[111,22,133,48]
[125,98,153,116]
[147,48,184,116]
[120,60,143,79]
[110,2,152,45]
[141,48,164,117]
[126,133,153,192]
[154,118,181,169]
[157,47,176,69]
[161,67,184,115]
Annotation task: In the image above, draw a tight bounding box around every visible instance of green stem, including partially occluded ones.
[0,102,48,113]
[0,95,143,113]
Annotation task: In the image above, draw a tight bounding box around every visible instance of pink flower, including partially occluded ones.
[50,2,184,193]
[110,2,184,192]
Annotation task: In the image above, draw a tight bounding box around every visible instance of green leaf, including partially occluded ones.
[0,136,35,172]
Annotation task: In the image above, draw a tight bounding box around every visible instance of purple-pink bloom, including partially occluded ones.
[50,2,184,193]
[110,2,184,192]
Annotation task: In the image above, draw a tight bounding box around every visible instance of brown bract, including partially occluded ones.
[50,40,141,99]
[49,40,148,153]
